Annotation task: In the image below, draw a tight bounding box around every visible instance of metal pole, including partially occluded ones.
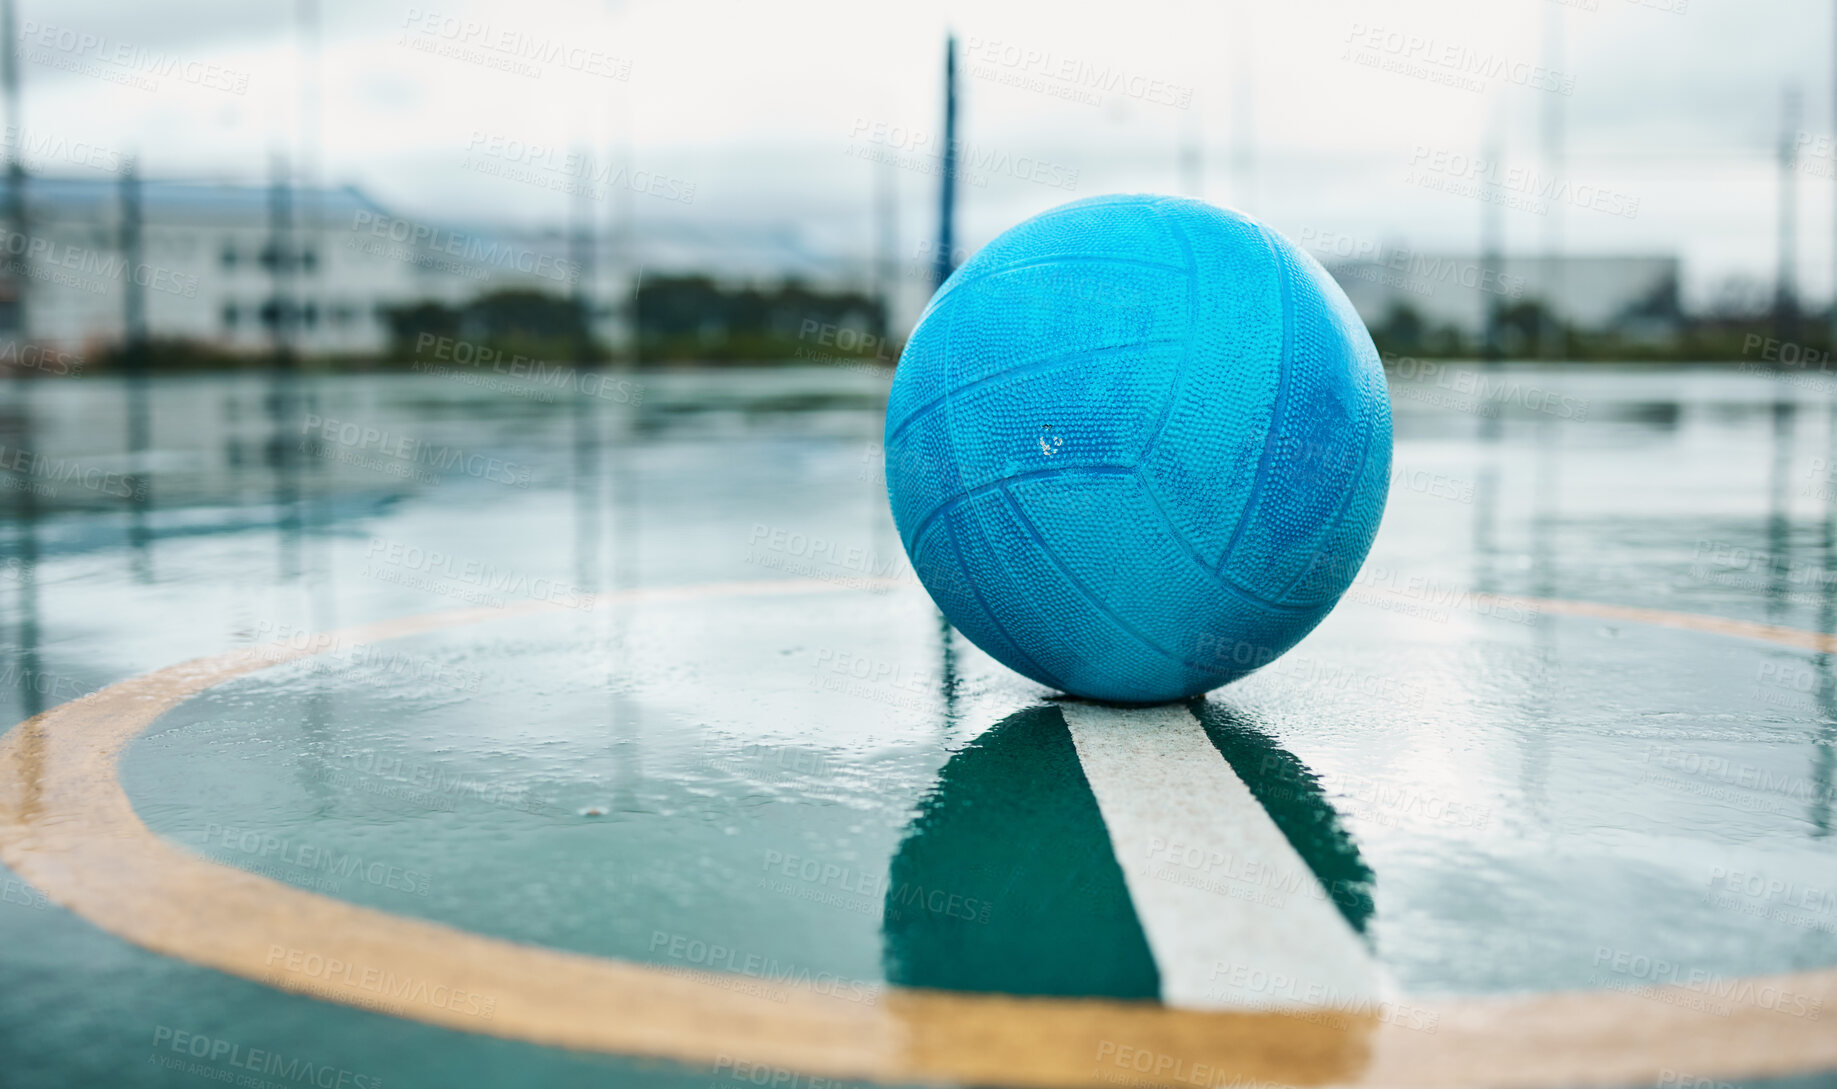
[1779,84,1802,347]
[120,157,146,368]
[1,0,27,345]
[570,144,596,363]
[268,152,296,366]
[932,34,958,293]
[1540,4,1565,360]
[1480,125,1504,361]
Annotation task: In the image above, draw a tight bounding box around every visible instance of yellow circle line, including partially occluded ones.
[0,578,1833,1089]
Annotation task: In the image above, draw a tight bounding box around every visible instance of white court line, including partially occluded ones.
[1060,702,1382,1011]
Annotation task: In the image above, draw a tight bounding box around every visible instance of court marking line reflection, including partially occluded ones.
[0,578,1833,1089]
[1061,702,1382,1011]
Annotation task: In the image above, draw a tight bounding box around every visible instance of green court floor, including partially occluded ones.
[2,364,1835,1088]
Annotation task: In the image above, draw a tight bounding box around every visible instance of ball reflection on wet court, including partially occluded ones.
[1,363,1836,1088]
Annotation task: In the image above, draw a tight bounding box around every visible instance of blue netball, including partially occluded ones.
[884,195,1392,704]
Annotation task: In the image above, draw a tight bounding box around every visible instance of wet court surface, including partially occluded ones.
[1,363,1836,1088]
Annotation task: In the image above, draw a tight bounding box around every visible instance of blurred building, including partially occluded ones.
[0,177,450,356]
[0,176,859,359]
[1317,249,1683,342]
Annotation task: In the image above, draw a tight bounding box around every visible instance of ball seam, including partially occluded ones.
[1214,221,1297,575]
[999,486,1255,685]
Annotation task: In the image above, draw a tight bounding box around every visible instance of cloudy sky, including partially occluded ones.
[13,0,1833,308]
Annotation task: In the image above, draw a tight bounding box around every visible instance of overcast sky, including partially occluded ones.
[13,0,1834,308]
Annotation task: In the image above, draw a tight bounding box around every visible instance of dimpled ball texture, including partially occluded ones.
[883,194,1392,704]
